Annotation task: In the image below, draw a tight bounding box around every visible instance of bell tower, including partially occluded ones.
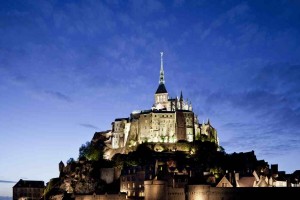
[154,52,169,110]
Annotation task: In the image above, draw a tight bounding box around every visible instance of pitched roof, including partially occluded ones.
[13,179,45,188]
[236,176,256,187]
[155,84,168,94]
[216,176,233,187]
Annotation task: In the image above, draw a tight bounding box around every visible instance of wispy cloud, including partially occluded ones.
[0,180,16,183]
[79,123,99,130]
[44,90,72,103]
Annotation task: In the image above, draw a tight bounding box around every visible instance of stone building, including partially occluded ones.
[13,179,45,200]
[98,52,219,159]
[119,166,155,199]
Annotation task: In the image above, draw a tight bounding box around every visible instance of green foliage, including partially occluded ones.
[112,143,155,167]
[43,178,61,198]
[79,140,105,161]
[125,143,148,166]
[224,151,258,172]
[189,140,225,171]
[111,153,126,167]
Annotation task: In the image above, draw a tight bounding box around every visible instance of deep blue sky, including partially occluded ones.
[1,0,300,197]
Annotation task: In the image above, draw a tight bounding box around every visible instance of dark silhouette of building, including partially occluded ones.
[13,179,45,200]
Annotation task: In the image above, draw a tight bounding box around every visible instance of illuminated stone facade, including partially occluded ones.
[119,167,154,199]
[102,53,219,159]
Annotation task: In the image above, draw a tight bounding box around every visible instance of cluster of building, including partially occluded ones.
[115,160,300,199]
[12,53,300,200]
[12,166,300,200]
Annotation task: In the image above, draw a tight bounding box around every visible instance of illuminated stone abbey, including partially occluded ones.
[44,53,300,200]
[97,52,219,159]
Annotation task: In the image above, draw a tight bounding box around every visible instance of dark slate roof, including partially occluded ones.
[155,84,168,94]
[115,118,129,122]
[140,110,153,114]
[152,110,175,113]
[13,179,45,188]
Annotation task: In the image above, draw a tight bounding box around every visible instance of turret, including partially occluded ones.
[180,91,183,110]
[59,161,65,177]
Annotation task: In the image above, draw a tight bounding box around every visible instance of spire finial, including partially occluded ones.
[180,90,183,101]
[159,52,165,84]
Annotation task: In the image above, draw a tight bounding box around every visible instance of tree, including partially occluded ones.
[79,140,105,161]
[124,143,155,167]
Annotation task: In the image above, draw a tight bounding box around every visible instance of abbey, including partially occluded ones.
[42,53,300,200]
[98,53,219,158]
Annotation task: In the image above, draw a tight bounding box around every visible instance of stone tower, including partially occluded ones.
[154,52,169,110]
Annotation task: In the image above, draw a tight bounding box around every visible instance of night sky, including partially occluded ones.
[1,0,300,197]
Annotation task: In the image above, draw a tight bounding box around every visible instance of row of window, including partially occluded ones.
[127,191,144,197]
[122,176,145,182]
[168,192,184,195]
[122,183,143,189]
[156,95,167,102]
[144,114,174,118]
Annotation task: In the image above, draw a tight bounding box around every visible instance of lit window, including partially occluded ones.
[222,183,228,187]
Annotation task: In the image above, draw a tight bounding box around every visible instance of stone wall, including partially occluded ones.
[75,194,126,200]
[145,182,300,200]
[187,185,300,200]
[167,187,185,200]
[144,180,167,200]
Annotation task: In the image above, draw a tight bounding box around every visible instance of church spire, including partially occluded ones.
[159,52,165,84]
[180,90,183,101]
[155,52,168,94]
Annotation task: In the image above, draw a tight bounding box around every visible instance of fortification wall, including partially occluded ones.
[187,185,300,200]
[167,187,185,200]
[75,193,126,200]
[144,180,167,200]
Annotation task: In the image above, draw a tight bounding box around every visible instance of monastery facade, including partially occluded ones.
[97,53,219,158]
